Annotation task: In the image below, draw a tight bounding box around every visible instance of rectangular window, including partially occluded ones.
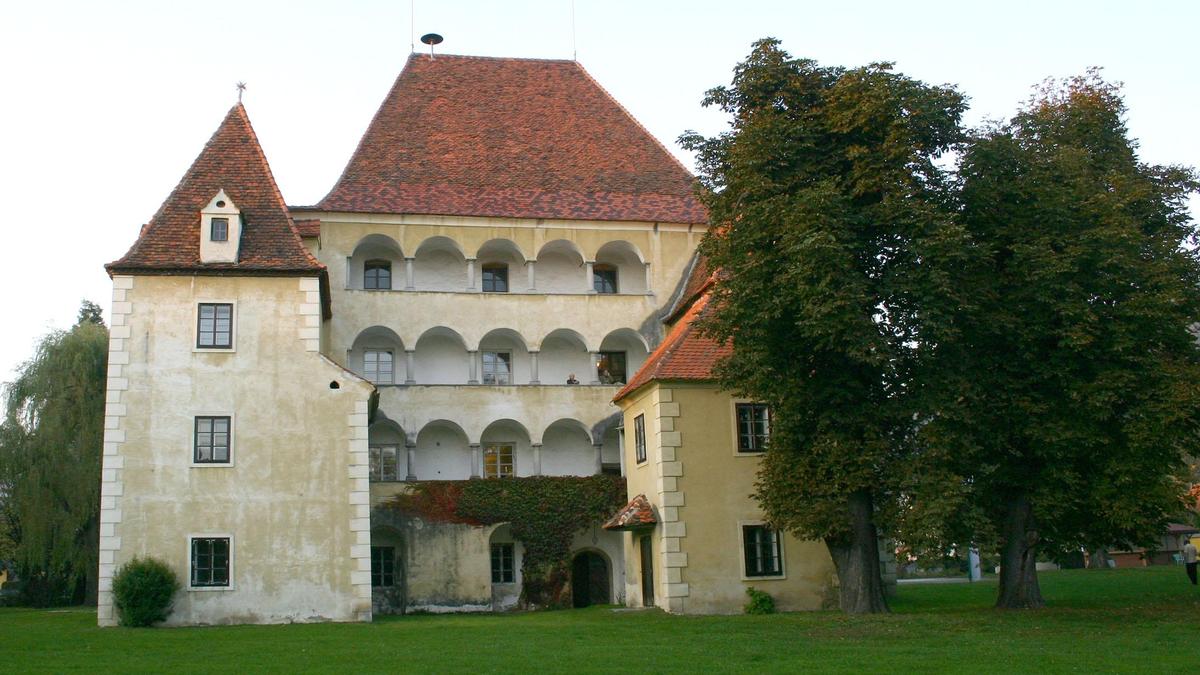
[634,414,646,464]
[369,445,399,482]
[736,404,771,453]
[371,546,395,587]
[364,260,392,290]
[593,265,618,294]
[369,445,400,482]
[743,525,783,577]
[364,350,394,384]
[484,443,514,478]
[481,351,512,385]
[596,351,627,384]
[194,416,231,463]
[190,537,230,587]
[196,303,233,349]
[491,543,515,583]
[482,264,508,293]
[210,217,229,242]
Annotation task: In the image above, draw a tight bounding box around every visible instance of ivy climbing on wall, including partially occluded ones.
[385,475,626,608]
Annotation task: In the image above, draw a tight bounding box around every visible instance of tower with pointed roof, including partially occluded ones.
[98,104,376,626]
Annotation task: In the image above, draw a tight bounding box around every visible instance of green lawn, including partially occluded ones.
[2,567,1196,673]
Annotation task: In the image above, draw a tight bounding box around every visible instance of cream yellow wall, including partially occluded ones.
[618,382,836,614]
[97,274,375,626]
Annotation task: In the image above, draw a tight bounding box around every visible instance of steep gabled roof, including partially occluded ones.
[614,290,731,402]
[107,104,323,276]
[313,54,707,224]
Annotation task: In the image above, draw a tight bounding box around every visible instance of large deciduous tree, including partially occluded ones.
[681,39,969,613]
[933,72,1200,608]
[0,301,108,605]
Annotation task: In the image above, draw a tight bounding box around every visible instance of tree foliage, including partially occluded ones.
[680,38,969,613]
[926,71,1200,607]
[0,301,108,605]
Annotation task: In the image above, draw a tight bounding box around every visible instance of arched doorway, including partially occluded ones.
[571,551,610,608]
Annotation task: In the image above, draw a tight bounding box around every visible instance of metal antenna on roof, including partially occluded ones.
[571,0,577,61]
[236,81,246,103]
[410,0,415,53]
[420,33,443,60]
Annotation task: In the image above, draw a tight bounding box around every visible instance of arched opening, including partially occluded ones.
[599,422,622,476]
[571,550,611,608]
[539,328,591,385]
[414,420,471,480]
[480,419,532,478]
[596,328,650,385]
[478,328,531,386]
[536,239,586,294]
[349,326,406,385]
[594,241,646,295]
[488,524,523,610]
[477,239,526,293]
[350,234,404,291]
[368,419,406,482]
[413,326,468,384]
[541,418,595,476]
[413,236,467,292]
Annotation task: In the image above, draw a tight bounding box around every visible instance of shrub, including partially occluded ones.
[112,557,179,627]
[744,586,776,615]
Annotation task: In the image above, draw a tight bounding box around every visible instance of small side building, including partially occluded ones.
[607,261,838,614]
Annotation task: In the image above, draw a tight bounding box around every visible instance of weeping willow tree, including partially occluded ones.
[0,301,108,605]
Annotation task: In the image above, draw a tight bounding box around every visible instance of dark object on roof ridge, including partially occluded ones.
[107,104,323,276]
[316,53,707,224]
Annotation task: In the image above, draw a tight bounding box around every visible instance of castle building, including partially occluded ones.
[98,53,837,625]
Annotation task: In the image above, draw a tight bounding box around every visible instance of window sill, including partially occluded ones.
[187,584,235,592]
[190,462,235,468]
[734,451,766,457]
[193,347,235,354]
[741,573,787,582]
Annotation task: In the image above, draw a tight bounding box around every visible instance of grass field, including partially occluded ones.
[2,567,1196,673]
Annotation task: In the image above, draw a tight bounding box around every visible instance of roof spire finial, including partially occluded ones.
[236,81,247,103]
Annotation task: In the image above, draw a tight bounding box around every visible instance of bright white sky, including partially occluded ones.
[1,0,1196,384]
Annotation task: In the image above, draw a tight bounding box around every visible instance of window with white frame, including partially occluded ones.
[194,416,231,463]
[482,351,512,385]
[196,303,233,349]
[369,445,400,482]
[364,349,394,384]
[593,264,618,293]
[742,525,783,577]
[190,536,231,587]
[482,263,508,293]
[210,217,229,242]
[634,414,646,464]
[364,260,392,290]
[735,403,771,453]
[484,443,514,478]
[491,543,515,583]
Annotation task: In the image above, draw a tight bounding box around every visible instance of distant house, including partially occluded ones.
[1107,523,1200,568]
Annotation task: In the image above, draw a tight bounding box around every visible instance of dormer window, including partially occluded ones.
[199,189,242,264]
[211,218,229,242]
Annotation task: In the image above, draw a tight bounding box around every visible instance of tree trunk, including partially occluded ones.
[996,493,1044,609]
[825,490,889,614]
[1087,548,1110,569]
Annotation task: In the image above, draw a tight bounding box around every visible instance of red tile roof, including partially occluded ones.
[312,54,707,224]
[614,291,731,402]
[294,219,321,238]
[107,104,323,276]
[602,494,657,531]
